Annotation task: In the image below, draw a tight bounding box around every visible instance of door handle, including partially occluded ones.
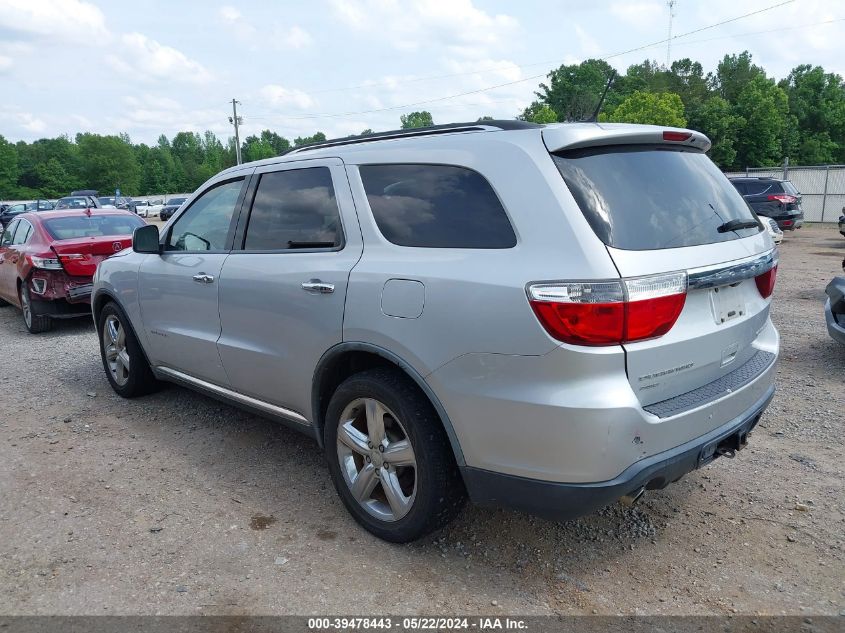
[192,273,215,284]
[301,280,335,294]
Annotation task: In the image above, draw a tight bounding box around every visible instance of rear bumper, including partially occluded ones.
[464,385,774,521]
[825,299,845,345]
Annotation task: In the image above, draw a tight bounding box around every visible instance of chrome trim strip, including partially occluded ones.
[687,249,777,290]
[155,366,310,426]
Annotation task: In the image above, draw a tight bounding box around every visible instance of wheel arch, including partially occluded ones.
[312,342,466,468]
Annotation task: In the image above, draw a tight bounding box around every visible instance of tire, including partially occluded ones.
[97,301,159,397]
[324,368,466,542]
[19,282,52,333]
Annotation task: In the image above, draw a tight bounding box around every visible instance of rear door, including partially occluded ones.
[550,141,774,406]
[138,176,249,385]
[216,158,362,419]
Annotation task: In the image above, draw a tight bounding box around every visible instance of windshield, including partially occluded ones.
[43,214,145,240]
[553,145,761,250]
[55,197,93,209]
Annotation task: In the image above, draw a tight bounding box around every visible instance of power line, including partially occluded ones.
[242,0,798,122]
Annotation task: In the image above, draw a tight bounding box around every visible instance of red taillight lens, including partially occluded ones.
[755,265,777,299]
[663,131,692,142]
[528,273,687,346]
[767,194,797,204]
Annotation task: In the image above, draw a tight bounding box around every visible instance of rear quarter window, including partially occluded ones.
[553,145,761,250]
[359,164,516,248]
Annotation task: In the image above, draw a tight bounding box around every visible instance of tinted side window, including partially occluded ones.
[244,168,341,250]
[359,164,516,248]
[167,179,243,251]
[12,219,32,245]
[1,220,18,246]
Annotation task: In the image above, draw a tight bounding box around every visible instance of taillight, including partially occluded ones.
[662,131,692,142]
[28,255,62,270]
[527,272,687,346]
[767,194,797,204]
[755,265,777,299]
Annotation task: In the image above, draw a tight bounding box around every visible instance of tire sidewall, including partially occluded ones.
[324,371,446,542]
[98,302,150,397]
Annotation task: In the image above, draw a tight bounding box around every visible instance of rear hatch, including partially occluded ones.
[744,180,803,224]
[43,213,142,277]
[545,126,776,407]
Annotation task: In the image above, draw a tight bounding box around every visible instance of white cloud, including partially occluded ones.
[276,25,312,49]
[574,25,602,57]
[107,33,213,85]
[610,1,664,30]
[0,0,108,43]
[259,84,316,110]
[330,0,518,57]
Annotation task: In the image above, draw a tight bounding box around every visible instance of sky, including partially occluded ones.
[0,0,843,145]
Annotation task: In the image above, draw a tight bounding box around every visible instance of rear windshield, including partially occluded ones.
[43,215,145,240]
[553,146,761,250]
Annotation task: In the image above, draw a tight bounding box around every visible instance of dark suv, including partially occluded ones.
[729,177,804,230]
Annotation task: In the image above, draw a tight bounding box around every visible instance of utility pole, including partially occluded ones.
[229,99,243,165]
[666,0,676,67]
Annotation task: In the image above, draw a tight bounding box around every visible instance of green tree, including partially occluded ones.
[75,133,141,195]
[400,111,434,129]
[520,102,558,124]
[535,59,615,121]
[687,96,743,168]
[0,135,20,198]
[293,132,327,146]
[732,75,789,167]
[601,91,687,127]
[714,51,766,103]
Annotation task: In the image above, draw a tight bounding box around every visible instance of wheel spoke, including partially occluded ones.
[117,349,130,373]
[380,468,411,518]
[383,439,415,468]
[364,398,386,446]
[350,463,378,502]
[337,421,370,455]
[107,319,119,344]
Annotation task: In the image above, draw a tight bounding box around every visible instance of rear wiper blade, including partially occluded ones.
[717,219,760,233]
[287,241,336,249]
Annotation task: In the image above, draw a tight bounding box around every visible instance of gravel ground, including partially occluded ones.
[0,224,843,616]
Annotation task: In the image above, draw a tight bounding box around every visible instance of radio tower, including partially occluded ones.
[666,0,676,67]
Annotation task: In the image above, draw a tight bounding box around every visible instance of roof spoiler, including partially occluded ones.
[542,124,711,154]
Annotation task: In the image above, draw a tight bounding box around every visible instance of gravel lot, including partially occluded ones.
[1,224,843,616]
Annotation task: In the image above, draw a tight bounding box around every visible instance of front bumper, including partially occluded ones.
[464,385,774,521]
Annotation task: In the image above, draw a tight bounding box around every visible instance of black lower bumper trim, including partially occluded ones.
[462,385,775,522]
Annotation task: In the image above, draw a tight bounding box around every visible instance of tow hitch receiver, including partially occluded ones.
[700,429,749,465]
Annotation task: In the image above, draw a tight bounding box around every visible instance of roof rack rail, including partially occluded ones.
[288,120,542,154]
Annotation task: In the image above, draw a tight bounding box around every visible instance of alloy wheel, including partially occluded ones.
[102,314,130,386]
[336,397,417,522]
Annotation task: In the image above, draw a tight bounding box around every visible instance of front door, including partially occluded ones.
[0,219,20,303]
[217,158,363,419]
[138,176,248,385]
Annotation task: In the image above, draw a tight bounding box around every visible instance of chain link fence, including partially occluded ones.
[725,164,845,222]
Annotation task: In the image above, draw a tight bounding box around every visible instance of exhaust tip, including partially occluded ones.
[619,487,646,507]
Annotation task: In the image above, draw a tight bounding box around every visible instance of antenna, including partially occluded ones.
[666,0,676,66]
[584,71,616,123]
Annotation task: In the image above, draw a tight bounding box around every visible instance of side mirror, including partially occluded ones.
[133,224,161,254]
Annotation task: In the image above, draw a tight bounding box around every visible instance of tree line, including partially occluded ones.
[1,51,843,200]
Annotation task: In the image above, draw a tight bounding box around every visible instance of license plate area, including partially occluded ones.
[710,284,745,325]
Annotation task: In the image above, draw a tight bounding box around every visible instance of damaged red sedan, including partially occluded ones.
[0,209,144,333]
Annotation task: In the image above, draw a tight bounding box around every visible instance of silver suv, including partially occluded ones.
[92,121,779,542]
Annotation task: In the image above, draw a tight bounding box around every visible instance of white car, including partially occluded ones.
[765,217,783,244]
